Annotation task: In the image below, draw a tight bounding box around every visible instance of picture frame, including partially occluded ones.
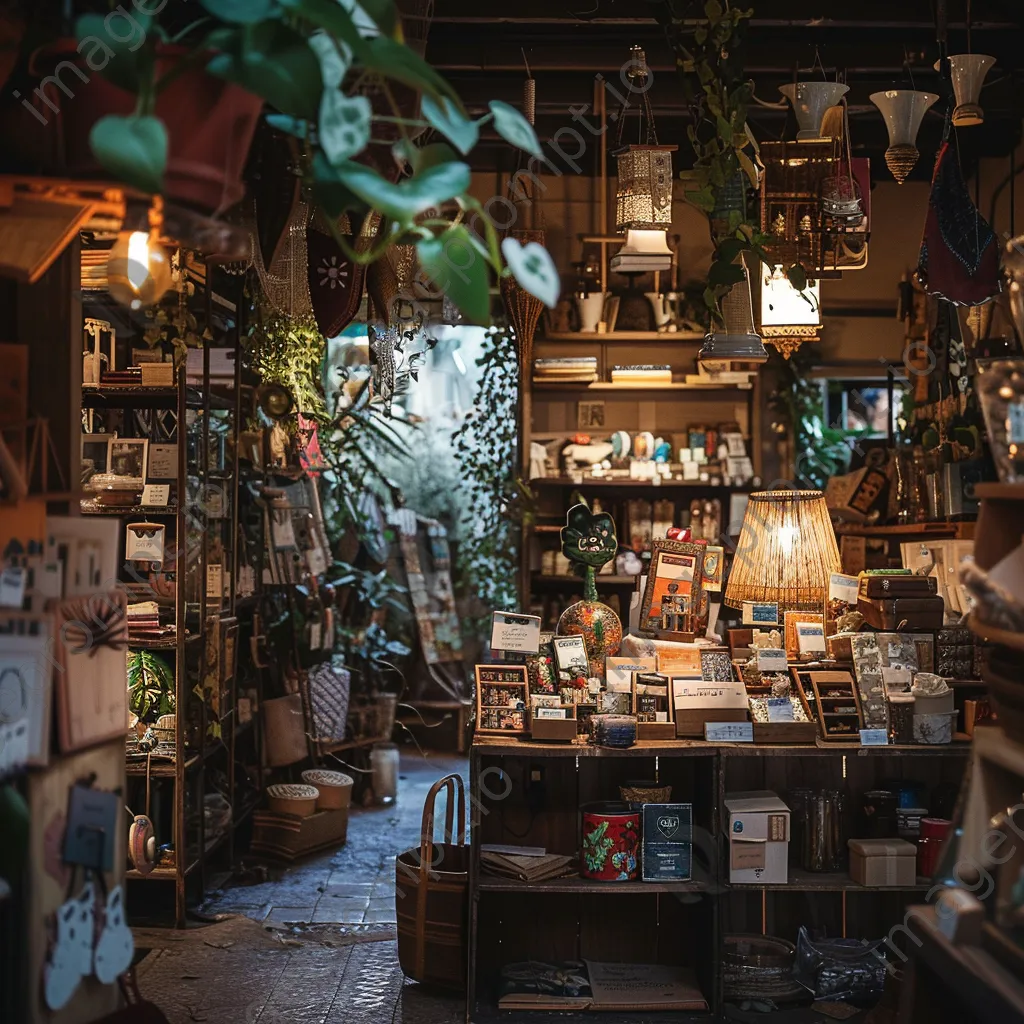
[783,611,824,660]
[633,671,675,736]
[639,539,706,640]
[474,665,529,735]
[702,545,725,593]
[81,432,115,480]
[106,437,148,484]
[552,634,590,681]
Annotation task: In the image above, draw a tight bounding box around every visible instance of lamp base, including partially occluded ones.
[952,103,984,127]
[885,144,919,184]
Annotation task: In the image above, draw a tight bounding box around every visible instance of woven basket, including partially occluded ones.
[619,781,672,805]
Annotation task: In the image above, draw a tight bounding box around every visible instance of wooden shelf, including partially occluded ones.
[477,874,709,895]
[974,482,1024,501]
[532,573,637,587]
[541,331,706,342]
[80,500,179,516]
[82,385,179,408]
[729,868,933,892]
[833,521,971,537]
[125,753,200,776]
[531,478,743,491]
[532,380,752,392]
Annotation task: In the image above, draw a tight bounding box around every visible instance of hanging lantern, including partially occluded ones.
[760,264,822,359]
[779,82,849,139]
[699,255,768,365]
[869,90,939,184]
[935,54,996,127]
[611,46,676,272]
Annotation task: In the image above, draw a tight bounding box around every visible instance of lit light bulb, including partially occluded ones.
[778,524,799,555]
[106,230,173,310]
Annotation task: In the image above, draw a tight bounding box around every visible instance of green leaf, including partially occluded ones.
[76,13,152,94]
[363,36,460,103]
[489,100,542,158]
[280,0,367,54]
[349,0,399,38]
[786,263,808,292]
[312,153,369,218]
[207,23,323,118]
[319,88,371,164]
[333,159,470,222]
[736,148,758,189]
[199,0,278,22]
[707,259,746,287]
[421,94,478,155]
[501,236,559,308]
[89,115,167,194]
[266,113,311,137]
[417,225,492,325]
[396,140,459,174]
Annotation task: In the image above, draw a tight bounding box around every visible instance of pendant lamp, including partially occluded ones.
[699,254,768,365]
[612,46,677,273]
[869,90,939,184]
[760,264,822,359]
[934,54,995,127]
[779,82,849,139]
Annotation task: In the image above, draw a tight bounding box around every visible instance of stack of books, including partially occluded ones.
[610,364,673,385]
[532,357,598,385]
[100,367,144,386]
[80,249,108,291]
[127,601,173,642]
[481,850,575,883]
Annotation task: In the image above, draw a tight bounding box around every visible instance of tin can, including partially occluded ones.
[917,817,952,878]
[580,802,640,881]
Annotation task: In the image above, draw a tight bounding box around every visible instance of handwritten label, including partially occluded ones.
[490,611,542,654]
[828,571,860,604]
[705,721,754,742]
[767,697,796,722]
[860,729,890,747]
[756,648,788,673]
[141,484,170,507]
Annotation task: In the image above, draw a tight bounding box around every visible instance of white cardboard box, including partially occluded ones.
[725,790,791,884]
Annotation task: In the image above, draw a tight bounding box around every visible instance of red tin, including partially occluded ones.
[917,817,952,878]
[580,802,640,881]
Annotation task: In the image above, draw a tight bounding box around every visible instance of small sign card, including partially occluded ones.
[605,656,656,693]
[141,484,170,507]
[828,572,860,605]
[705,721,754,742]
[766,697,796,722]
[147,443,178,480]
[552,635,589,676]
[756,648,788,673]
[535,707,568,720]
[490,611,542,654]
[742,601,779,626]
[860,729,889,747]
[796,622,827,655]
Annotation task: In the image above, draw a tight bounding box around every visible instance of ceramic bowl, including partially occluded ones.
[266,783,320,817]
[301,769,354,811]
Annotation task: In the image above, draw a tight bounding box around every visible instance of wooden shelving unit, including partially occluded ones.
[468,736,971,1022]
[542,331,706,342]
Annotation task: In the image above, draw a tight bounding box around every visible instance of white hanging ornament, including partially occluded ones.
[44,882,95,1011]
[93,886,134,984]
[936,54,996,127]
[869,90,939,184]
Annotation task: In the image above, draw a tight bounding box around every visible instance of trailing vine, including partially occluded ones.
[451,328,525,627]
[654,0,808,319]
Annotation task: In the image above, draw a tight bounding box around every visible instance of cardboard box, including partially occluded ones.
[848,838,917,887]
[642,803,693,881]
[674,679,748,738]
[531,717,577,742]
[725,791,790,884]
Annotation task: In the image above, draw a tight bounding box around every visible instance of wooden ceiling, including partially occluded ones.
[424,0,1024,177]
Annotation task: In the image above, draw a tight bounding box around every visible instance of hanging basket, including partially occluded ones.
[501,228,546,371]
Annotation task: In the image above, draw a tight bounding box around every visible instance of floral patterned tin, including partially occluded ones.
[580,802,640,881]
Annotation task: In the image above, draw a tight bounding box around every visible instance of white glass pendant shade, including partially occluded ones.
[934,54,995,127]
[779,82,850,139]
[870,90,939,184]
[700,256,768,365]
[761,265,821,328]
[615,145,676,230]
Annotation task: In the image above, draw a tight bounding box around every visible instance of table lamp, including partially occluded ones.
[724,490,841,635]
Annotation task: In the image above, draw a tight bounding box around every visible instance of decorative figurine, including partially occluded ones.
[556,503,623,673]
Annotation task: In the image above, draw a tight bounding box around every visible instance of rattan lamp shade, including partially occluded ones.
[724,490,840,610]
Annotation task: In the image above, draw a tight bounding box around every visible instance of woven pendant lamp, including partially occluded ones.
[870,90,938,184]
[501,75,546,372]
[724,490,840,612]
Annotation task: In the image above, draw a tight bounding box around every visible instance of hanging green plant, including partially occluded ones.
[127,650,176,720]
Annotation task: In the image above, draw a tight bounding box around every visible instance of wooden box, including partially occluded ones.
[531,717,578,742]
[676,707,747,738]
[250,808,349,862]
[638,721,677,740]
[140,362,175,387]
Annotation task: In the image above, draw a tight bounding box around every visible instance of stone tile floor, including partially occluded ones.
[133,750,468,1024]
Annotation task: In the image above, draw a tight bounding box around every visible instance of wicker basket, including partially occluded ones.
[619,781,673,805]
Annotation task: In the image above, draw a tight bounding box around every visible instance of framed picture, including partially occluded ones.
[475,665,529,735]
[81,433,115,479]
[784,611,824,660]
[552,634,590,681]
[639,540,706,638]
[106,437,148,483]
[702,545,725,593]
[577,400,606,430]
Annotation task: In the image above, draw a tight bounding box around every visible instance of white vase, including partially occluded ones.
[779,82,849,139]
[645,292,672,328]
[576,292,608,334]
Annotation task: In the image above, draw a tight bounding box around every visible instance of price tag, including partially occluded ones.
[860,729,889,747]
[756,648,788,673]
[704,721,754,742]
[767,697,795,722]
[142,484,170,507]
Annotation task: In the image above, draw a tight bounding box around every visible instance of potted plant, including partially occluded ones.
[10,0,559,322]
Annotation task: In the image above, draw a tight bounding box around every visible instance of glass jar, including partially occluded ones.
[370,743,399,805]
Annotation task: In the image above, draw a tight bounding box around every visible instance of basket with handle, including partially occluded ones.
[395,772,469,990]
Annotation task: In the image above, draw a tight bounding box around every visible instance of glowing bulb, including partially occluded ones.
[778,524,798,555]
[106,230,173,310]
